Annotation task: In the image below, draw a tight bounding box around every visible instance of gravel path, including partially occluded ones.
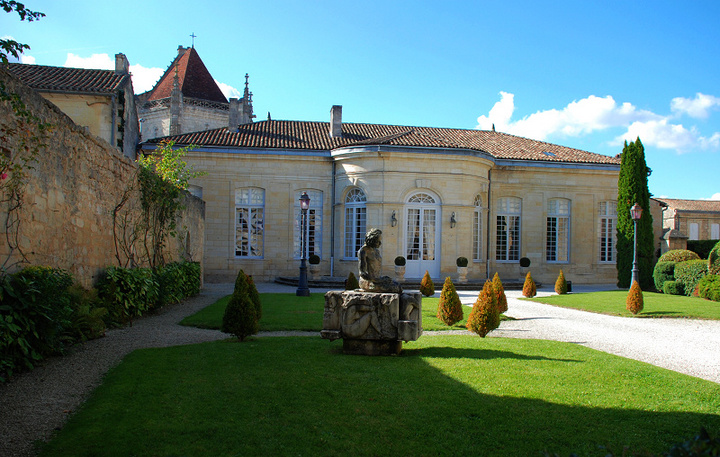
[1,283,718,456]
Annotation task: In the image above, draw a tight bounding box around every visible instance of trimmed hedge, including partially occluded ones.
[658,249,700,263]
[653,261,676,293]
[662,280,684,296]
[687,239,719,259]
[697,275,720,302]
[673,259,708,297]
[709,241,720,275]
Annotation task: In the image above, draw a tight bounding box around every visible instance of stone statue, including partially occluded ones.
[358,228,402,294]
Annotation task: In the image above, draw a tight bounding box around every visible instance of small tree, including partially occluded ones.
[222,270,259,341]
[522,272,537,298]
[247,274,262,322]
[420,270,434,297]
[345,271,359,290]
[555,269,568,295]
[436,277,464,326]
[467,280,499,337]
[492,272,508,313]
[626,280,644,315]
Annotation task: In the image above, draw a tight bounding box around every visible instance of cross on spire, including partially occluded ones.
[190,32,197,48]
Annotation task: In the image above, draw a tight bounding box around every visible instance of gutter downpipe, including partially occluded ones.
[330,160,336,277]
[110,93,117,149]
[486,168,492,280]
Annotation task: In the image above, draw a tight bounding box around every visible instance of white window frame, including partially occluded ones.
[473,194,483,261]
[712,223,720,240]
[344,188,367,259]
[546,198,570,263]
[235,187,265,258]
[689,223,699,241]
[294,190,323,259]
[495,197,521,262]
[599,201,617,264]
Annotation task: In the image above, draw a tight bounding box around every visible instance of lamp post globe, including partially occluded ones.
[296,192,311,297]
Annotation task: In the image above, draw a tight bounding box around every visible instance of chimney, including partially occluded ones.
[228,98,240,131]
[330,105,342,138]
[177,45,186,57]
[114,53,129,75]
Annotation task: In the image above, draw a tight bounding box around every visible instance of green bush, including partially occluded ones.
[345,271,359,290]
[98,267,159,325]
[662,280,684,296]
[653,261,676,293]
[420,271,434,297]
[0,266,76,382]
[221,270,258,341]
[436,277,463,326]
[658,249,700,263]
[467,280,499,337]
[456,257,468,268]
[155,261,201,307]
[697,275,720,302]
[555,269,568,295]
[674,259,708,297]
[66,283,107,342]
[709,241,720,275]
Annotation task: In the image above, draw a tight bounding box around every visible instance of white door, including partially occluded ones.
[404,192,441,278]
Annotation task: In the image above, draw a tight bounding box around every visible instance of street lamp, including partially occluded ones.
[630,203,643,286]
[296,192,311,297]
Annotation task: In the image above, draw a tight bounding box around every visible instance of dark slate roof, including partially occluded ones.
[145,46,227,104]
[654,198,720,213]
[150,120,621,165]
[6,63,127,94]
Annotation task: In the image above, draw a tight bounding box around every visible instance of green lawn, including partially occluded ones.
[179,293,479,332]
[40,335,720,457]
[527,290,720,320]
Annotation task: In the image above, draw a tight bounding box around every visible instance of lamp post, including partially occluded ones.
[296,192,311,297]
[630,202,643,286]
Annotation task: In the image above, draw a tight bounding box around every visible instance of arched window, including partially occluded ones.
[294,190,323,259]
[496,197,521,261]
[344,188,367,259]
[599,201,617,263]
[235,188,264,258]
[546,198,570,262]
[473,195,483,261]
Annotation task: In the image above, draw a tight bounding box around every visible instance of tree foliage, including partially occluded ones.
[522,272,536,298]
[626,280,644,315]
[555,269,567,295]
[492,272,508,313]
[467,280,500,337]
[221,270,259,341]
[616,138,654,289]
[419,270,434,297]
[1,1,45,65]
[436,277,463,326]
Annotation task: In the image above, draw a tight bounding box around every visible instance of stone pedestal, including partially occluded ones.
[322,290,422,355]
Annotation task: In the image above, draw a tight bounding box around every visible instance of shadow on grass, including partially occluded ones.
[403,345,582,363]
[40,337,720,457]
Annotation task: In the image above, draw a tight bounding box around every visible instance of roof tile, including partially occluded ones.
[7,63,127,93]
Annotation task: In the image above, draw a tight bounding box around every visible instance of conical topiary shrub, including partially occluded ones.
[420,270,435,297]
[345,271,359,290]
[522,272,536,298]
[247,274,262,322]
[626,280,644,315]
[436,277,464,326]
[492,272,508,314]
[221,271,259,341]
[555,269,568,295]
[467,280,500,337]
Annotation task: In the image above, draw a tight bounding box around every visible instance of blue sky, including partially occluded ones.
[5,0,719,200]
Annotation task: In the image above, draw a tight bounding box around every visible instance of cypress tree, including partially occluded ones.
[492,272,508,313]
[436,277,464,326]
[419,271,435,297]
[617,138,654,289]
[466,280,500,337]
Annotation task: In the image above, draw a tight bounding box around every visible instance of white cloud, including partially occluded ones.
[708,193,720,201]
[20,54,35,64]
[130,64,164,94]
[671,93,720,119]
[64,52,114,69]
[215,80,242,100]
[477,91,720,153]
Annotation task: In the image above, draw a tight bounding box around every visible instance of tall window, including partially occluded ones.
[689,223,699,241]
[599,201,616,263]
[473,194,483,261]
[546,198,570,262]
[496,197,521,261]
[235,188,264,258]
[294,190,322,259]
[344,188,367,258]
[712,223,719,240]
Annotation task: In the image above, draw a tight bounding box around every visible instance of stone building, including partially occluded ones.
[653,198,720,252]
[141,105,622,285]
[137,46,254,141]
[7,54,139,159]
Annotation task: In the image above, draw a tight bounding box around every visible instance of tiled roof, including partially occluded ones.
[150,120,621,165]
[145,47,227,104]
[6,63,128,93]
[654,198,720,213]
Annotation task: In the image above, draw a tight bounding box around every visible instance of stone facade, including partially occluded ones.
[0,67,204,287]
[652,198,720,254]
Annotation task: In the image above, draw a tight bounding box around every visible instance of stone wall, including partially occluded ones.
[0,67,204,287]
